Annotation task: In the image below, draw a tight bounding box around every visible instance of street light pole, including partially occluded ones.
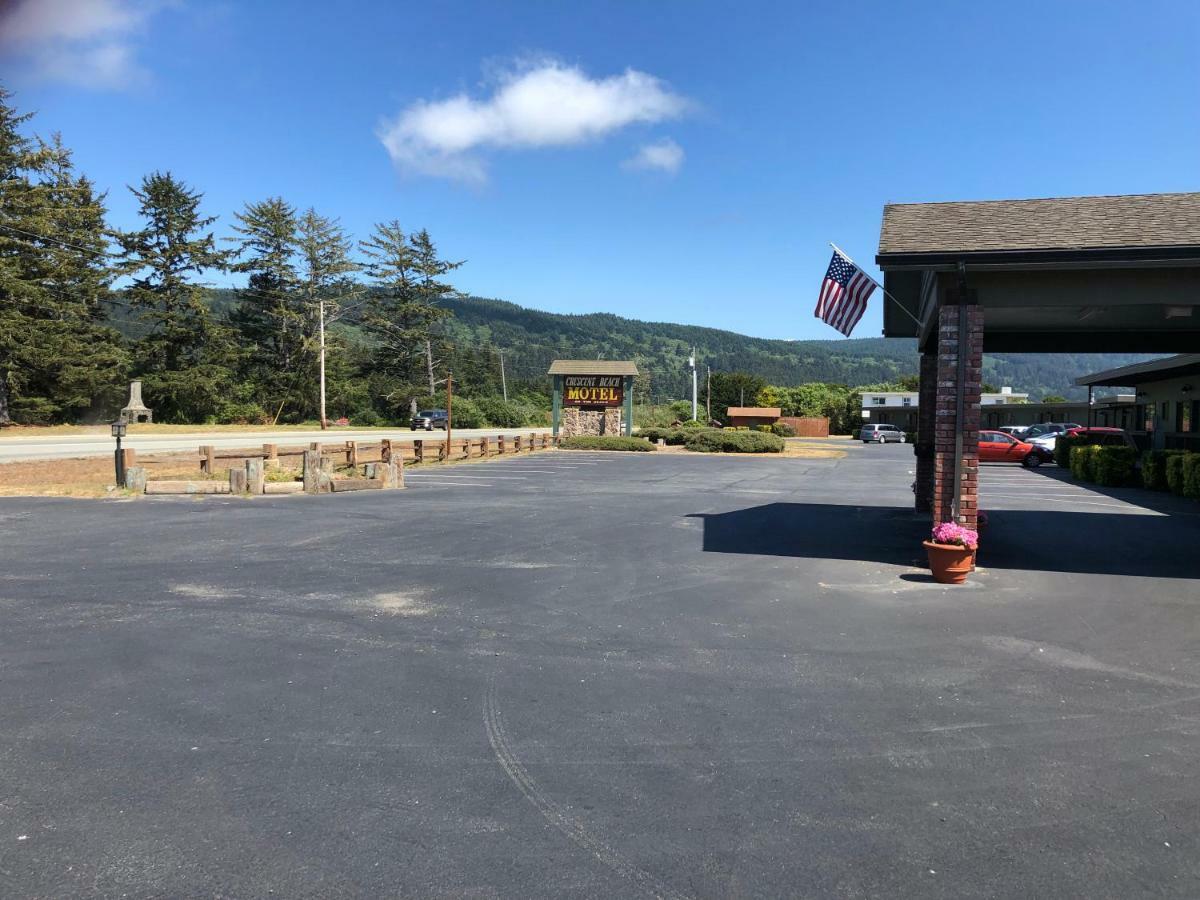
[111,419,127,487]
[689,348,698,422]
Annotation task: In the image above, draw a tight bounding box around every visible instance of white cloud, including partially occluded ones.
[0,0,161,90]
[379,60,691,183]
[622,138,684,175]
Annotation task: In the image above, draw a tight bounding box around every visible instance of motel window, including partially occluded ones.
[872,397,886,405]
[902,397,912,406]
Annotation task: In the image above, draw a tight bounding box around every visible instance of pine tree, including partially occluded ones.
[0,94,126,424]
[226,197,302,422]
[407,228,461,395]
[297,208,359,426]
[113,172,237,422]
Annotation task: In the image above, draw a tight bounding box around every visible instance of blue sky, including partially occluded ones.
[3,0,1198,340]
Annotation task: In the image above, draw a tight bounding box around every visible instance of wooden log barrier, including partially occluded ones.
[229,466,248,494]
[124,466,148,493]
[246,458,265,494]
[201,445,216,474]
[146,480,231,495]
[303,449,321,494]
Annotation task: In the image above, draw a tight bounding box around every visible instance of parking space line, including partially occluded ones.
[404,474,528,480]
[404,480,494,487]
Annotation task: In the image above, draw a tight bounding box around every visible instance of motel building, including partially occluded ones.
[861,387,1028,431]
[1076,353,1200,452]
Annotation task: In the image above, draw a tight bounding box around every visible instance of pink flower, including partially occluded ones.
[931,521,979,550]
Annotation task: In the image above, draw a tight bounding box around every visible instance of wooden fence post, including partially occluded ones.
[498,435,506,454]
[124,466,147,493]
[263,443,278,468]
[381,439,392,463]
[201,445,215,474]
[303,450,321,494]
[514,435,523,452]
[414,439,423,464]
[246,458,264,494]
[121,447,137,471]
[348,441,358,469]
[229,466,248,494]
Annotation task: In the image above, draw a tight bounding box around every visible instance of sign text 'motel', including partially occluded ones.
[562,375,624,407]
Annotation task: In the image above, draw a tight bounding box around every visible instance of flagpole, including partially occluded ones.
[829,242,924,328]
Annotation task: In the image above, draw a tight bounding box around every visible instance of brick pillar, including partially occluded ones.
[932,304,984,530]
[914,351,937,513]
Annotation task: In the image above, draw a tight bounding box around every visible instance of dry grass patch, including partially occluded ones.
[0,452,218,498]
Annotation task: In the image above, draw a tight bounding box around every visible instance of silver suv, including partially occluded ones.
[860,424,906,443]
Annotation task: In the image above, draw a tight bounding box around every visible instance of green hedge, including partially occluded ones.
[685,430,784,453]
[1093,446,1138,486]
[771,421,796,437]
[1184,454,1200,499]
[1142,449,1189,490]
[1070,444,1099,481]
[1055,435,1078,468]
[559,436,654,452]
[1166,453,1188,494]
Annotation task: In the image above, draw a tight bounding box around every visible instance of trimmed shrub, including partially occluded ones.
[1143,449,1189,491]
[559,435,653,452]
[685,430,785,453]
[1166,453,1188,494]
[1055,435,1078,468]
[639,427,688,445]
[1093,446,1138,486]
[680,419,705,429]
[771,421,796,437]
[1070,444,1100,482]
[1183,454,1200,499]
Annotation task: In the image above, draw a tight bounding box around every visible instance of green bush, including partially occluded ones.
[1070,444,1100,482]
[1143,449,1189,490]
[639,427,690,445]
[1183,454,1200,499]
[685,430,785,453]
[475,396,526,428]
[559,435,653,452]
[1055,435,1078,468]
[448,397,484,428]
[771,421,796,437]
[680,419,705,429]
[1093,446,1138,486]
[1166,453,1188,494]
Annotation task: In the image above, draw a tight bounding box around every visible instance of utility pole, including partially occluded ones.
[318,298,328,430]
[498,349,508,402]
[445,371,453,460]
[689,348,698,422]
[426,339,436,396]
[706,366,711,422]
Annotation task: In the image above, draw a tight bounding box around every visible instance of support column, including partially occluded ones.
[914,351,937,513]
[933,303,984,530]
[551,375,562,437]
[623,375,634,436]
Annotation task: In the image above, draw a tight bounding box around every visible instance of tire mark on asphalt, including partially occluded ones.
[482,675,690,900]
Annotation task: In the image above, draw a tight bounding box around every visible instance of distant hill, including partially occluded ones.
[185,289,1155,401]
[440,295,1155,401]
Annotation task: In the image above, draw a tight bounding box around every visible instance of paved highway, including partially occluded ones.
[0,427,543,463]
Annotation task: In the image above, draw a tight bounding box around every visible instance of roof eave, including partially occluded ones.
[876,244,1200,271]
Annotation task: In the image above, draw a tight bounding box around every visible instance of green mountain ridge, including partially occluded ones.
[188,289,1155,402]
[438,295,1156,402]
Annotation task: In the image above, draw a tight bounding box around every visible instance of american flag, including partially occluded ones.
[814,249,876,336]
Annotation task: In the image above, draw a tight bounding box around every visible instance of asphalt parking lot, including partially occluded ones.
[1,445,1198,898]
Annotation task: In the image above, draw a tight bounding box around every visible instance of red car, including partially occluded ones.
[978,429,1043,467]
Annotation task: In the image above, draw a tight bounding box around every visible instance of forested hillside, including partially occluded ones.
[437,295,1156,402]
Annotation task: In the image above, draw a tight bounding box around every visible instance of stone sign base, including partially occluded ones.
[561,407,622,437]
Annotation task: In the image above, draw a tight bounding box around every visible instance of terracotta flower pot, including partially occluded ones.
[923,540,975,585]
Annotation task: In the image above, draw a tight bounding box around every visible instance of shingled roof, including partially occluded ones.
[547,360,639,376]
[878,192,1200,256]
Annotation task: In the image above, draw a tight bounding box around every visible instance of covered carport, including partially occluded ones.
[875,192,1200,528]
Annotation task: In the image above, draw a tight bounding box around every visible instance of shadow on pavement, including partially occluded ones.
[689,502,1200,578]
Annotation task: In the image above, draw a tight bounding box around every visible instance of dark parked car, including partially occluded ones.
[1023,422,1082,439]
[1063,427,1138,450]
[411,409,449,431]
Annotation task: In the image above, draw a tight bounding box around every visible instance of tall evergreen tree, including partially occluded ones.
[226,197,302,422]
[409,228,461,395]
[297,208,358,426]
[0,95,126,424]
[113,172,237,422]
